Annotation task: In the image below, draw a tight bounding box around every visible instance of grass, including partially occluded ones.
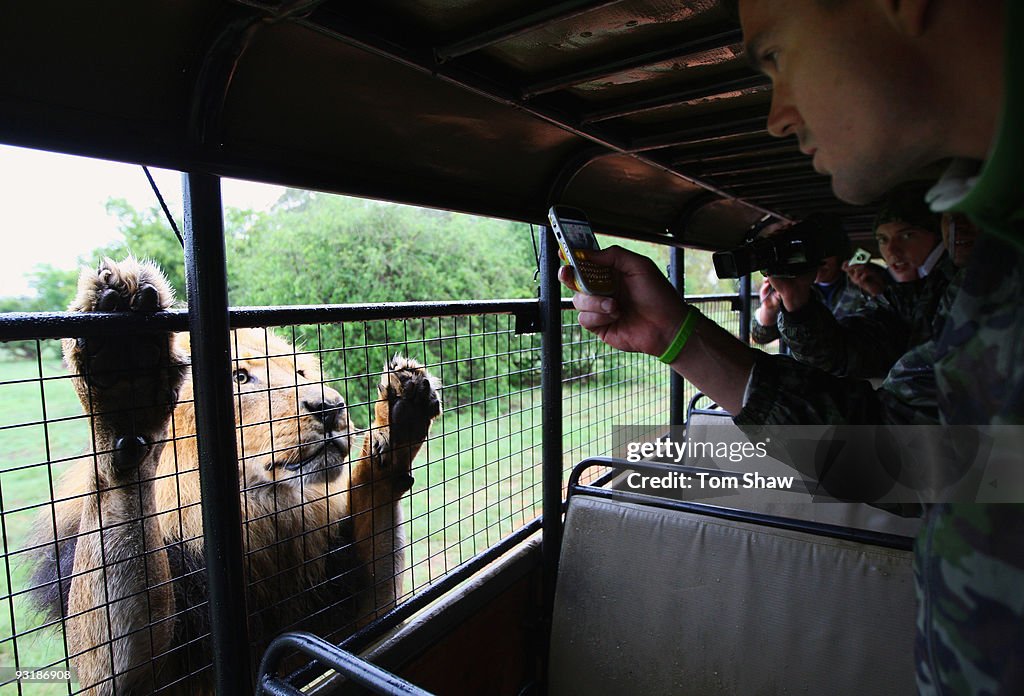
[0,353,86,695]
[0,350,670,694]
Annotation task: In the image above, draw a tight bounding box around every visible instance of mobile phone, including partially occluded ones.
[547,205,615,296]
[848,248,872,266]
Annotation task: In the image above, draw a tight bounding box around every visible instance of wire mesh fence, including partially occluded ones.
[0,291,754,694]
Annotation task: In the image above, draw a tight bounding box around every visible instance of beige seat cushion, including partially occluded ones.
[549,495,916,696]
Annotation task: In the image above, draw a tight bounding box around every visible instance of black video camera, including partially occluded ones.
[712,213,849,278]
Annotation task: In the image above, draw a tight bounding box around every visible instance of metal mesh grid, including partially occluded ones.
[561,312,669,487]
[1,340,95,696]
[559,294,775,487]
[0,312,547,695]
[0,290,761,694]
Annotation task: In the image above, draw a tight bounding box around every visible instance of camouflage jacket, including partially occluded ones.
[750,273,870,346]
[777,254,956,378]
[737,4,1024,692]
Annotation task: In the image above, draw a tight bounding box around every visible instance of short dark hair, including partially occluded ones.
[873,182,941,236]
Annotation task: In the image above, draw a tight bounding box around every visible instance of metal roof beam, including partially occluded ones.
[521,27,743,98]
[581,71,768,124]
[695,154,812,177]
[744,191,837,204]
[671,139,794,166]
[724,177,827,193]
[434,0,623,62]
[627,107,767,152]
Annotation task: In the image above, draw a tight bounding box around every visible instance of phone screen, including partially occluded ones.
[549,206,614,296]
[561,220,600,251]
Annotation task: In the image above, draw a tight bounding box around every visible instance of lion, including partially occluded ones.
[28,257,441,695]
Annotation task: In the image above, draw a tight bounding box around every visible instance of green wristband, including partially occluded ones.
[658,309,698,364]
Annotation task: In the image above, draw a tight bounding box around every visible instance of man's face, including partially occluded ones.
[739,0,935,204]
[941,212,979,268]
[875,222,939,282]
[815,256,841,284]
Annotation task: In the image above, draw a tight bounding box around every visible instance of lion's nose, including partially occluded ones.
[303,397,345,431]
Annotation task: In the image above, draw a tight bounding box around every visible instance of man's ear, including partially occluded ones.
[877,0,932,37]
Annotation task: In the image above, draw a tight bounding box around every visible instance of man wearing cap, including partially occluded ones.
[776,184,957,379]
[869,183,946,285]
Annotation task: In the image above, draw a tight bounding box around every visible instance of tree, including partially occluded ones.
[226,191,545,407]
[25,264,80,311]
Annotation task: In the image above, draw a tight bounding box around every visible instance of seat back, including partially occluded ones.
[548,489,917,696]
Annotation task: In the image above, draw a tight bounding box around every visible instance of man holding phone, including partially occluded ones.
[560,0,1022,693]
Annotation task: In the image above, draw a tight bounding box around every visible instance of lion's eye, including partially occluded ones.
[233,368,251,385]
[296,369,306,379]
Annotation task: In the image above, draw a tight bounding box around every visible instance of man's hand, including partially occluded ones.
[755,279,781,326]
[766,269,816,312]
[558,246,686,357]
[558,245,755,415]
[844,261,888,296]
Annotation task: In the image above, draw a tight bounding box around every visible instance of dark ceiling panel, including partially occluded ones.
[0,0,881,249]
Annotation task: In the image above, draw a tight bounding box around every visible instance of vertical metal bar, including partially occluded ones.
[539,224,563,634]
[669,247,687,425]
[182,172,253,695]
[738,273,752,344]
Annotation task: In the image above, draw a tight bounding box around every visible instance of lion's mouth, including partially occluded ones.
[282,432,351,474]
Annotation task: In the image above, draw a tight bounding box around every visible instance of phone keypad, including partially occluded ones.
[577,259,614,293]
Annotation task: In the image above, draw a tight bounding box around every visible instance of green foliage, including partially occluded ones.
[227,191,538,305]
[0,270,77,360]
[26,265,80,312]
[227,191,545,407]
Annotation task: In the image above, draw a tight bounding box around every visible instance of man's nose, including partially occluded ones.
[765,83,802,139]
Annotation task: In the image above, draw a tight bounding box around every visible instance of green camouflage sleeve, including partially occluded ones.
[829,280,871,320]
[777,292,911,378]
[735,350,940,426]
[915,503,1024,695]
[749,317,781,345]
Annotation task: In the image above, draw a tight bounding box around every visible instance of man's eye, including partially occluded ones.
[233,368,251,385]
[762,50,779,70]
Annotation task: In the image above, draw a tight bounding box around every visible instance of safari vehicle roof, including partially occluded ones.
[0,0,879,251]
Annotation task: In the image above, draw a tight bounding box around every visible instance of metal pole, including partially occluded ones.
[669,247,687,426]
[540,224,564,647]
[183,172,253,695]
[738,273,752,344]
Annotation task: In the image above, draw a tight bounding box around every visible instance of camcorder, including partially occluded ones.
[712,213,849,278]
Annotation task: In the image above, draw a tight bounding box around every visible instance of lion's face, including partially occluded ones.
[173,329,353,487]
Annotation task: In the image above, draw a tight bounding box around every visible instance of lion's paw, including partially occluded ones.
[367,355,440,492]
[380,354,442,442]
[70,256,175,316]
[63,258,186,471]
